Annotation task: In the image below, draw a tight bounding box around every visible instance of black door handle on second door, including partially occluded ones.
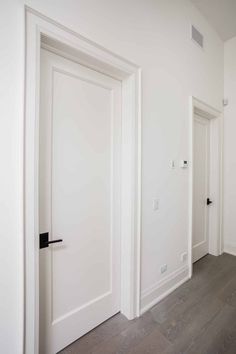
[39,232,63,249]
[207,198,213,205]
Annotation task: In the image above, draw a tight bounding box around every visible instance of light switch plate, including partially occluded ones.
[153,199,159,211]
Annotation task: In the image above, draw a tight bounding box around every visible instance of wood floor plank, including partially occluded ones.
[59,254,236,354]
[161,297,225,353]
[90,312,157,354]
[218,276,236,308]
[225,340,236,354]
[184,304,236,354]
[127,327,171,354]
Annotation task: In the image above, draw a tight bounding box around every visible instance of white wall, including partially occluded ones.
[0,0,223,352]
[0,1,24,353]
[224,37,236,255]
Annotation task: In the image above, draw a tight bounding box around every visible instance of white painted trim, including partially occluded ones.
[188,97,194,278]
[224,245,236,257]
[140,266,189,315]
[189,97,223,275]
[25,7,141,354]
[219,112,224,255]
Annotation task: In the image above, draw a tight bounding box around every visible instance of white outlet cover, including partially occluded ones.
[181,252,188,262]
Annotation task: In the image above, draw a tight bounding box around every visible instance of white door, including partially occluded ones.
[39,49,122,354]
[192,114,211,263]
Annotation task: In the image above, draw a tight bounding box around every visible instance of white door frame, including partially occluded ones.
[24,7,142,354]
[189,97,223,277]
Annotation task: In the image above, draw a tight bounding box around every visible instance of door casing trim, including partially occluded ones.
[189,97,223,276]
[24,7,142,353]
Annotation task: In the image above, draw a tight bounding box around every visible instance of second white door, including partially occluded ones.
[192,114,211,263]
[39,49,122,353]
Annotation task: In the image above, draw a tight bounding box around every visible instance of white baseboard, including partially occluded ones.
[224,244,236,257]
[140,265,190,315]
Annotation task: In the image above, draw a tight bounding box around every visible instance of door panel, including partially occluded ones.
[39,49,121,353]
[192,115,210,263]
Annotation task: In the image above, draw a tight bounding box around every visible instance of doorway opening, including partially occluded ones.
[25,8,141,354]
[189,97,223,275]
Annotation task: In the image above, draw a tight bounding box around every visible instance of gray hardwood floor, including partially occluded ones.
[60,253,236,354]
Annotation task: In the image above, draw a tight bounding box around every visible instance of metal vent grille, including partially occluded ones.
[191,25,204,48]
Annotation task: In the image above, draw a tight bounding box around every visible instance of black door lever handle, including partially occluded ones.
[207,198,213,205]
[39,232,63,249]
[46,239,63,245]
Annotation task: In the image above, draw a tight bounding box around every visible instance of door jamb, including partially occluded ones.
[189,97,223,277]
[24,7,142,354]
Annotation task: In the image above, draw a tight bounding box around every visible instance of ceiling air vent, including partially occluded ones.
[191,25,204,48]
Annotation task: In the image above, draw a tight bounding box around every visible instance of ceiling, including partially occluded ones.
[190,0,236,41]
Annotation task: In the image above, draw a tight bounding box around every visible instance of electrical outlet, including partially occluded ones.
[160,264,167,274]
[181,252,188,263]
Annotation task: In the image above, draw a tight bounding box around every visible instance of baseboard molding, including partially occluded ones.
[140,265,189,315]
[224,244,236,257]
